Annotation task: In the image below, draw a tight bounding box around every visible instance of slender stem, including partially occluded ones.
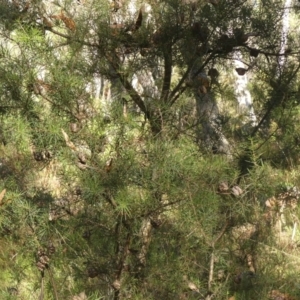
[47,267,59,300]
[170,52,216,106]
[208,252,214,291]
[160,44,172,102]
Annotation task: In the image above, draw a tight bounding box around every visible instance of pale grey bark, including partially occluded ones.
[233,51,257,127]
[277,0,292,73]
[195,72,232,155]
[196,93,231,155]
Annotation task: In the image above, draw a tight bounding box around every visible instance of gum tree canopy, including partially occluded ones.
[1,0,299,138]
[1,0,300,300]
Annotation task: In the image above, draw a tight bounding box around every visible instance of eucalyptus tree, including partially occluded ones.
[0,0,298,141]
[0,0,300,300]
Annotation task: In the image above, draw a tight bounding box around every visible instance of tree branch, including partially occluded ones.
[38,92,77,119]
[244,45,300,57]
[160,45,172,102]
[113,230,131,300]
[169,52,216,106]
[105,53,151,120]
[205,221,229,300]
[45,27,99,48]
[251,63,300,137]
[169,63,193,104]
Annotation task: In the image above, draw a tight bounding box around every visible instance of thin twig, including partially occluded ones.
[208,252,214,292]
[47,267,59,300]
[39,93,77,119]
[249,239,300,260]
[38,274,44,300]
[213,221,229,245]
[291,222,297,241]
[160,44,172,102]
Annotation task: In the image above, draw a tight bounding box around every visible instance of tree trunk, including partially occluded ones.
[233,51,257,129]
[277,0,292,73]
[195,72,232,156]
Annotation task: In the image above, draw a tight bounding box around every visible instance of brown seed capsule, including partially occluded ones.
[39,255,50,265]
[150,218,162,228]
[208,68,219,78]
[231,185,243,197]
[70,123,81,133]
[33,151,45,161]
[78,152,87,164]
[37,261,46,271]
[218,181,229,193]
[112,279,121,290]
[235,68,247,76]
[87,266,98,278]
[37,249,46,257]
[48,243,56,255]
[250,48,259,57]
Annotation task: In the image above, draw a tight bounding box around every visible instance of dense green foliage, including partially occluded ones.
[1,0,300,299]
